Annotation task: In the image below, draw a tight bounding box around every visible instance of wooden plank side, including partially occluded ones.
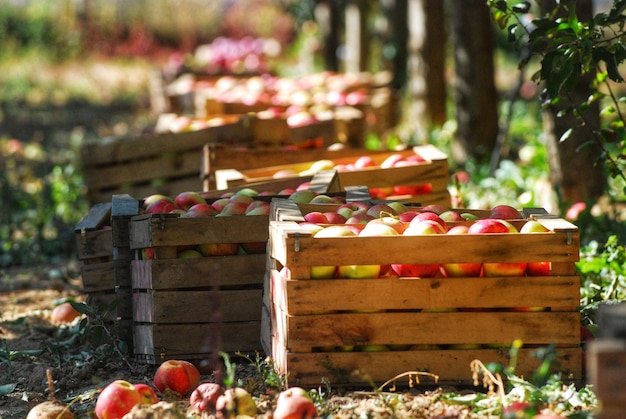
[272,273,581,314]
[270,228,580,267]
[74,202,112,231]
[81,117,250,167]
[132,254,267,290]
[278,347,582,387]
[138,322,264,360]
[83,148,204,190]
[75,229,113,260]
[81,261,115,293]
[145,289,263,323]
[130,214,269,249]
[280,311,581,348]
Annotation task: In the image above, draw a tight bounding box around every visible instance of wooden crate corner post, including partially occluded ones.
[111,194,141,353]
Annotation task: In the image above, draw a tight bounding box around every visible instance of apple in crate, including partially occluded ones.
[410,211,447,232]
[440,225,483,278]
[489,204,522,220]
[520,220,551,276]
[175,191,207,211]
[312,225,356,279]
[145,197,178,214]
[469,219,527,277]
[153,359,200,396]
[392,219,444,278]
[366,203,397,218]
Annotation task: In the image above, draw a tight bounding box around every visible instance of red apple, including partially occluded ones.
[420,204,448,215]
[441,225,483,278]
[273,388,317,419]
[198,242,239,256]
[143,194,175,210]
[380,153,405,168]
[392,219,444,278]
[324,212,347,224]
[185,203,219,218]
[153,360,201,396]
[217,201,248,216]
[134,384,159,405]
[245,201,270,215]
[410,212,447,232]
[189,382,225,413]
[211,198,230,213]
[489,204,522,220]
[521,220,551,276]
[304,211,329,224]
[353,155,377,169]
[398,210,420,222]
[146,198,178,214]
[467,219,510,234]
[174,191,207,211]
[95,380,142,419]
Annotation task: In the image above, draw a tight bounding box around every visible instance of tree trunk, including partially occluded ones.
[541,0,606,204]
[449,0,499,164]
[404,0,447,134]
[315,0,340,72]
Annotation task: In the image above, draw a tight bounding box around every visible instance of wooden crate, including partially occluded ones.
[262,202,582,388]
[587,339,626,418]
[215,144,452,207]
[74,202,116,317]
[202,143,388,191]
[80,114,251,205]
[128,212,270,364]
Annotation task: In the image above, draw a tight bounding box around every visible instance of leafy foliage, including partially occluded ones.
[487,0,626,197]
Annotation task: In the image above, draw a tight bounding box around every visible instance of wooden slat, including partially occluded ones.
[276,346,582,387]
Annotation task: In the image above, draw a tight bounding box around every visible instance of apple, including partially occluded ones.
[189,382,225,413]
[461,212,480,221]
[483,261,527,277]
[215,387,258,418]
[359,344,390,352]
[145,198,178,214]
[199,242,239,256]
[245,202,270,216]
[410,212,447,232]
[489,204,522,220]
[211,198,230,213]
[288,189,318,204]
[278,188,297,195]
[273,388,317,419]
[296,181,312,191]
[95,380,142,419]
[366,203,396,218]
[304,211,329,224]
[380,154,405,168]
[467,219,510,234]
[174,191,207,211]
[50,302,81,324]
[27,401,74,419]
[496,219,519,233]
[420,204,448,215]
[398,210,420,222]
[186,202,219,218]
[521,220,551,276]
[143,194,175,210]
[153,359,201,396]
[353,155,377,169]
[233,187,259,197]
[324,212,347,224]
[405,219,446,235]
[439,210,465,222]
[387,201,409,215]
[440,225,483,278]
[177,249,204,258]
[392,220,444,278]
[363,216,405,234]
[565,201,586,220]
[337,202,370,219]
[346,211,374,224]
[311,225,356,278]
[217,201,248,216]
[309,194,335,204]
[134,383,159,405]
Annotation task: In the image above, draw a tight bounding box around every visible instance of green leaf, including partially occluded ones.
[559,128,574,143]
[601,105,616,116]
[512,2,530,14]
[0,383,16,396]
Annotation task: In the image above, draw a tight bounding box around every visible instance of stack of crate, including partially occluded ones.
[262,200,583,387]
[212,145,452,207]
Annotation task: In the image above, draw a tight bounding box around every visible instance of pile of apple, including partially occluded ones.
[288,202,552,280]
[141,185,346,259]
[91,359,317,418]
[272,153,433,198]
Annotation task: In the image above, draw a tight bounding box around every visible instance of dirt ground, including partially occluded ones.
[1,261,483,419]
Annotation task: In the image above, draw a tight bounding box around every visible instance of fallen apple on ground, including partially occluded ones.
[215,387,258,418]
[189,382,225,413]
[153,359,201,396]
[95,380,146,419]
